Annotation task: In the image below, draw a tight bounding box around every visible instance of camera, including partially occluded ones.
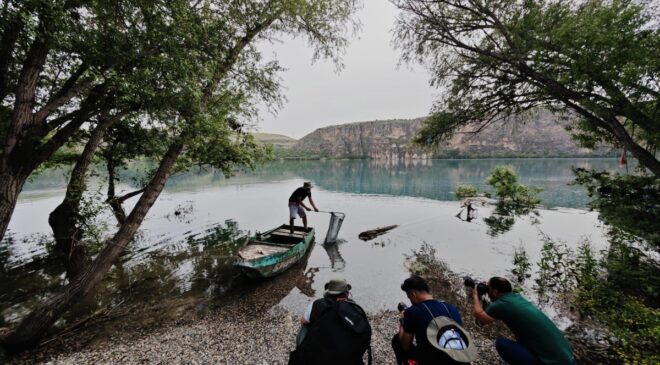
[463,276,489,297]
[396,302,407,326]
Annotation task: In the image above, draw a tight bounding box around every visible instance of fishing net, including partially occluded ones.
[324,212,345,244]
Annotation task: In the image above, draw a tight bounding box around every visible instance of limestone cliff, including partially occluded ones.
[294,110,612,159]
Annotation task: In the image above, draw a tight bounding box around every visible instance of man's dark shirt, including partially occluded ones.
[307,297,336,322]
[403,299,463,361]
[289,187,311,203]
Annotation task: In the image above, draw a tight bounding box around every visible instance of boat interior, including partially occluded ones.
[265,227,309,244]
[237,225,311,260]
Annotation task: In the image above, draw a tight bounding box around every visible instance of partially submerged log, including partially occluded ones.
[461,196,495,207]
[358,225,398,241]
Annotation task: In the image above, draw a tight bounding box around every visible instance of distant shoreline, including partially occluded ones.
[272,154,619,161]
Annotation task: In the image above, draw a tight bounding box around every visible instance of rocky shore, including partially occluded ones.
[20,244,615,364]
[15,308,500,365]
[11,253,506,365]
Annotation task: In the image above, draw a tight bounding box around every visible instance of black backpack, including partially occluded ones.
[289,299,372,365]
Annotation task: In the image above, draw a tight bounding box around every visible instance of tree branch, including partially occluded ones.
[0,10,24,100]
[33,64,92,124]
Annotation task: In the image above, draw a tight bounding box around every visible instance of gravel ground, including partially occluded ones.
[12,255,504,365]
[20,309,499,365]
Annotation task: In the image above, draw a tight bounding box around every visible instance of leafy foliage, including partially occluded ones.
[454,184,478,199]
[573,168,660,248]
[0,0,363,348]
[528,232,660,364]
[511,245,532,292]
[534,236,577,304]
[486,166,542,206]
[482,166,541,236]
[395,0,660,176]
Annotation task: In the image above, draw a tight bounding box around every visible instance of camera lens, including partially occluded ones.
[477,283,489,296]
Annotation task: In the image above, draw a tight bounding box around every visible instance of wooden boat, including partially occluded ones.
[235,224,315,279]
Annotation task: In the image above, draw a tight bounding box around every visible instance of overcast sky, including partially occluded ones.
[256,1,435,139]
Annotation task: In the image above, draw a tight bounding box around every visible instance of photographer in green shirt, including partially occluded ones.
[472,277,575,365]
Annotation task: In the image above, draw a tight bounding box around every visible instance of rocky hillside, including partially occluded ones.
[294,110,613,159]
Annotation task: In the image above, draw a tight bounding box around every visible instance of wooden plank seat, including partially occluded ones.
[271,228,307,238]
[238,244,288,260]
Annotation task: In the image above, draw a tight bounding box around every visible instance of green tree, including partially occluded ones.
[393,0,660,176]
[486,166,542,206]
[0,0,203,243]
[454,184,478,198]
[573,168,660,248]
[3,0,360,351]
[483,166,541,236]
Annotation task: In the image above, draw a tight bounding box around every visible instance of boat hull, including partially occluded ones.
[235,225,315,279]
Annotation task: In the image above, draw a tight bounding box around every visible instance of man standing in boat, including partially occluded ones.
[289,181,318,234]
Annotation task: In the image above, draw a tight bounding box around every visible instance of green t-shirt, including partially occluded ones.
[486,293,574,365]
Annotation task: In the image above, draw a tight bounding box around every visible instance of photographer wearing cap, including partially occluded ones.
[472,277,575,365]
[393,276,467,365]
[300,279,353,327]
[290,279,371,365]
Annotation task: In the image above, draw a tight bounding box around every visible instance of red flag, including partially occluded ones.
[619,148,627,167]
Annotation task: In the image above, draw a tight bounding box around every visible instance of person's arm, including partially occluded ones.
[398,312,414,352]
[301,302,313,325]
[295,195,311,211]
[473,287,496,325]
[308,196,319,212]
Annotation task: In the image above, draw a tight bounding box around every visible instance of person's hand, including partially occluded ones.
[305,207,311,211]
[314,208,319,212]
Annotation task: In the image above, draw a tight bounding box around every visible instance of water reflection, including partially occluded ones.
[0,220,250,326]
[22,158,618,208]
[321,241,346,271]
[295,159,616,208]
[9,159,614,315]
[454,198,540,237]
[483,202,541,237]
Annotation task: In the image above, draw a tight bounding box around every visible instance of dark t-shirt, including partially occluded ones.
[309,296,361,322]
[403,299,462,361]
[309,297,336,323]
[289,187,311,203]
[486,293,574,365]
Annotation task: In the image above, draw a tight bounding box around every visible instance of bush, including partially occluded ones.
[528,233,660,364]
[485,166,541,206]
[454,184,478,198]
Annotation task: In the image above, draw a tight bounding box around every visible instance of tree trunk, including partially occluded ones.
[48,119,113,279]
[3,141,183,351]
[0,167,30,242]
[105,152,127,224]
[48,202,89,279]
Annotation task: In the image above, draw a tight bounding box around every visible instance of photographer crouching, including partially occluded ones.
[470,277,575,365]
[392,276,476,365]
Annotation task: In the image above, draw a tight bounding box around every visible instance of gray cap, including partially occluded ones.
[303,181,313,188]
[324,279,351,295]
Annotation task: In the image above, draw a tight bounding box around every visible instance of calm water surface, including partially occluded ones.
[2,158,617,323]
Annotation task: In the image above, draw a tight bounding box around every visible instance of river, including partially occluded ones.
[1,158,617,325]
